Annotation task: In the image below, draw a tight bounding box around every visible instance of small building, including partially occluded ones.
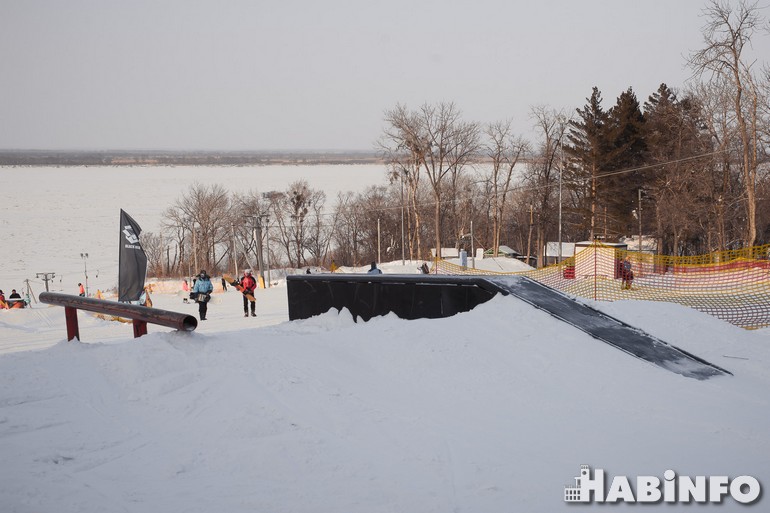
[544,242,576,265]
[483,245,520,258]
[621,235,658,254]
[572,241,628,279]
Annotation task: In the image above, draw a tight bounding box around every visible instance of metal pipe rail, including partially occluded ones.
[39,292,197,341]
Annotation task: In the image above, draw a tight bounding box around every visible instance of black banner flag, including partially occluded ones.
[118,209,147,302]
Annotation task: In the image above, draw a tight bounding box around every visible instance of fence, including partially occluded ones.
[433,243,770,330]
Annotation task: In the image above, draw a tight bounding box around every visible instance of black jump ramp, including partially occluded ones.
[285,274,730,380]
[287,274,499,322]
[482,276,731,380]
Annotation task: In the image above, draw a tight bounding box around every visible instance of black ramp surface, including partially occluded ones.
[484,276,730,380]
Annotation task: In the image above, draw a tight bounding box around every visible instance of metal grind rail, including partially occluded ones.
[40,292,197,341]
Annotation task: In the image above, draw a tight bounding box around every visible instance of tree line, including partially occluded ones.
[143,0,769,276]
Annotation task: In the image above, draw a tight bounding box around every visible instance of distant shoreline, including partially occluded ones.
[0,150,385,167]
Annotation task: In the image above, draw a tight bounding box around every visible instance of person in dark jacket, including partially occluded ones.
[367,262,382,275]
[191,270,214,320]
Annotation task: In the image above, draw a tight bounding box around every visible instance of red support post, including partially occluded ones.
[132,319,148,338]
[40,292,197,342]
[64,306,80,341]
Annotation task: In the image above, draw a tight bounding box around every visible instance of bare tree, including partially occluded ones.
[381,104,426,260]
[417,103,480,258]
[526,106,567,266]
[162,183,234,275]
[270,180,324,268]
[688,0,766,246]
[484,120,529,256]
[141,231,166,277]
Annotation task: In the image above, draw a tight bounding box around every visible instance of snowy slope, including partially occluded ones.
[1,274,769,512]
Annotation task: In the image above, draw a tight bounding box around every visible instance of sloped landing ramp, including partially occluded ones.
[483,276,731,380]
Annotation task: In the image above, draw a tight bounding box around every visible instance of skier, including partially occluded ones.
[239,269,257,317]
[367,262,382,275]
[191,270,213,321]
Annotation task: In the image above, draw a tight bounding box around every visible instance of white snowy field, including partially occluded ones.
[1,165,769,511]
[1,259,769,512]
[0,164,386,295]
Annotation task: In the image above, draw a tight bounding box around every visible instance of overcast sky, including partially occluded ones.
[0,0,749,152]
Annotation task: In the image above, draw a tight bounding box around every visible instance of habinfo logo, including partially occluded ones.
[564,464,761,504]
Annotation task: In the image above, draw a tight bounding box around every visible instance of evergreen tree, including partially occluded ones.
[604,87,648,237]
[643,83,718,253]
[565,87,610,240]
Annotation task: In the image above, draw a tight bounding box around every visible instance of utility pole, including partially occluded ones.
[263,215,271,288]
[24,279,37,303]
[36,272,55,292]
[377,217,381,264]
[255,216,266,287]
[400,173,405,266]
[248,215,266,287]
[470,220,475,269]
[231,223,239,277]
[80,252,89,296]
[192,225,198,274]
[638,189,643,255]
[526,204,534,268]
[558,134,564,265]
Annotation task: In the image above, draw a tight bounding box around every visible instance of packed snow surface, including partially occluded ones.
[1,261,769,512]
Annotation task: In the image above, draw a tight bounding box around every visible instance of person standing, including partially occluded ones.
[239,269,257,317]
[221,277,228,291]
[367,262,382,275]
[191,270,213,321]
[621,257,634,290]
[78,283,85,296]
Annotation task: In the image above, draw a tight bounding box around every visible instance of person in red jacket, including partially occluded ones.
[239,269,257,317]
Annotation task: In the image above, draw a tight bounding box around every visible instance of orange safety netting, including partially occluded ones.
[433,243,770,330]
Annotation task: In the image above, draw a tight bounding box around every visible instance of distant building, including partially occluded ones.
[483,245,520,258]
[621,235,658,254]
[573,241,627,279]
[544,242,576,265]
[430,248,460,259]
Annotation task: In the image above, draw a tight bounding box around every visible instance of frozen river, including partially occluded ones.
[0,164,385,295]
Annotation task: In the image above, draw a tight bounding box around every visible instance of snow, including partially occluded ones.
[0,164,386,295]
[1,166,769,511]
[2,268,770,512]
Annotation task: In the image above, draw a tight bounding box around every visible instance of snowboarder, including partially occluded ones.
[191,270,213,321]
[78,283,85,297]
[367,262,382,275]
[239,269,257,317]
